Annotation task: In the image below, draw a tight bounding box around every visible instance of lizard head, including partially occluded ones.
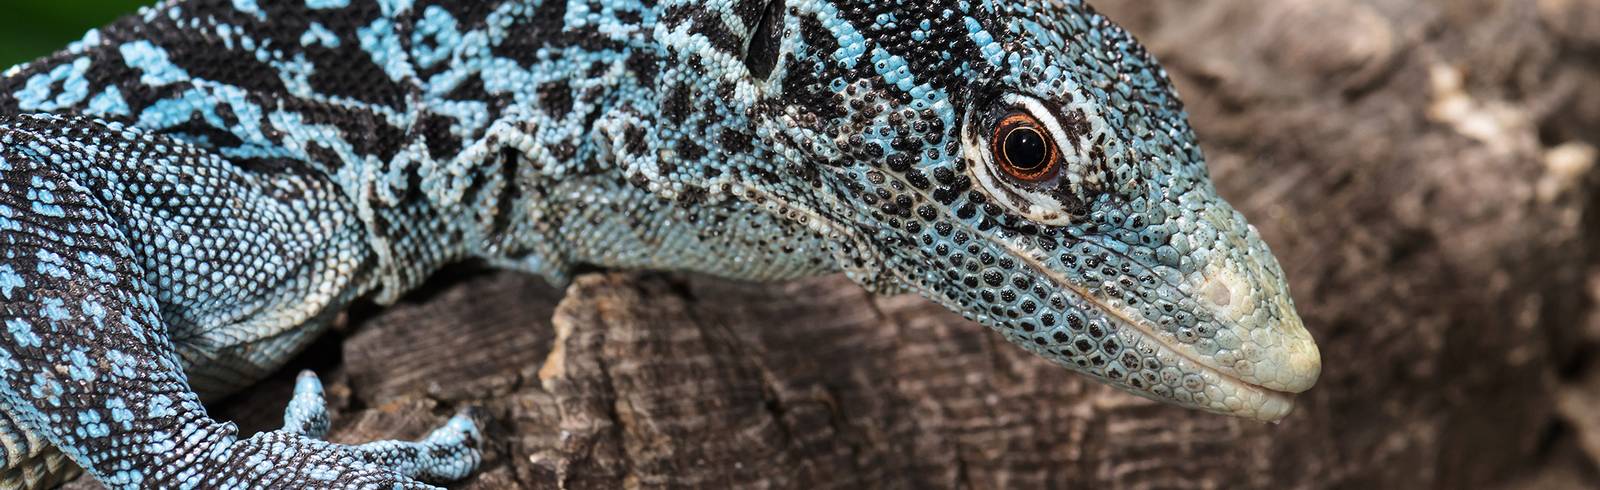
[749,0,1321,421]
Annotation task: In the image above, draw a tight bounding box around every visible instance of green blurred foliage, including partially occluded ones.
[0,1,154,69]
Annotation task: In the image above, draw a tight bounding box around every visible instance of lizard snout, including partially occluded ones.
[1178,217,1321,396]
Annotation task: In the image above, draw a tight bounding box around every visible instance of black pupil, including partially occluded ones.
[1003,127,1048,171]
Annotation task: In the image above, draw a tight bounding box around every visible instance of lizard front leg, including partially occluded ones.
[0,116,479,488]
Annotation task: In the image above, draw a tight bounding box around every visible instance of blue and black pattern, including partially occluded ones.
[0,0,1319,487]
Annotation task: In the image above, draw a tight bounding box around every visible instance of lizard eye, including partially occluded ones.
[991,112,1059,182]
[963,94,1102,226]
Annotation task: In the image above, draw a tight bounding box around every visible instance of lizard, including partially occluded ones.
[0,0,1322,487]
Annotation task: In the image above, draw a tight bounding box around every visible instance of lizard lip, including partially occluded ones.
[1114,314,1301,422]
[1004,247,1304,422]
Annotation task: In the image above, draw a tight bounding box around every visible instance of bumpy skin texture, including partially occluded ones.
[0,0,1319,488]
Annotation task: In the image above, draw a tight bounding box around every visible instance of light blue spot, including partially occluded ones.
[6,319,40,349]
[0,265,22,299]
[119,41,192,86]
[86,86,131,117]
[108,397,135,427]
[376,0,413,16]
[30,200,65,218]
[965,17,1005,67]
[306,0,350,9]
[147,395,174,419]
[105,349,138,380]
[79,299,107,334]
[358,19,416,82]
[106,468,144,487]
[412,6,462,69]
[65,28,103,55]
[0,347,19,372]
[68,349,96,382]
[16,57,93,112]
[138,86,270,146]
[77,410,110,438]
[79,252,120,286]
[309,466,337,480]
[300,22,341,48]
[869,49,916,92]
[231,0,266,20]
[35,250,69,280]
[35,261,68,279]
[39,297,70,321]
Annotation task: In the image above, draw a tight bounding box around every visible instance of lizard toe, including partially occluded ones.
[282,371,333,439]
[349,410,483,483]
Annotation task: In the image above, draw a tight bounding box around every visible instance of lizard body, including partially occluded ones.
[0,0,1320,487]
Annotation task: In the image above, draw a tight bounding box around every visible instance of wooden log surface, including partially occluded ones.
[65,0,1600,488]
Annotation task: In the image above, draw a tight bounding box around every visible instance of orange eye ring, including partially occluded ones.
[990,112,1060,183]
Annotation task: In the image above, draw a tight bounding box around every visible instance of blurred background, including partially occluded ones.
[0,1,151,68]
[13,0,1600,489]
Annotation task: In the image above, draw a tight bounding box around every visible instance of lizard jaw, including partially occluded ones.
[875,221,1308,421]
[1002,241,1313,422]
[1098,302,1301,422]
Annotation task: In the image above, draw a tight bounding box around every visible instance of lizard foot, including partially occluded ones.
[220,371,483,488]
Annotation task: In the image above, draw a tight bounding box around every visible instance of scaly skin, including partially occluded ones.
[0,0,1319,487]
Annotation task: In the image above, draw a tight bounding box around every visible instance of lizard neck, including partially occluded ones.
[416,142,841,288]
[344,2,668,297]
[352,2,851,291]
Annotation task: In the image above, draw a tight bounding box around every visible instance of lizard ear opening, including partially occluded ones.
[743,0,785,80]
